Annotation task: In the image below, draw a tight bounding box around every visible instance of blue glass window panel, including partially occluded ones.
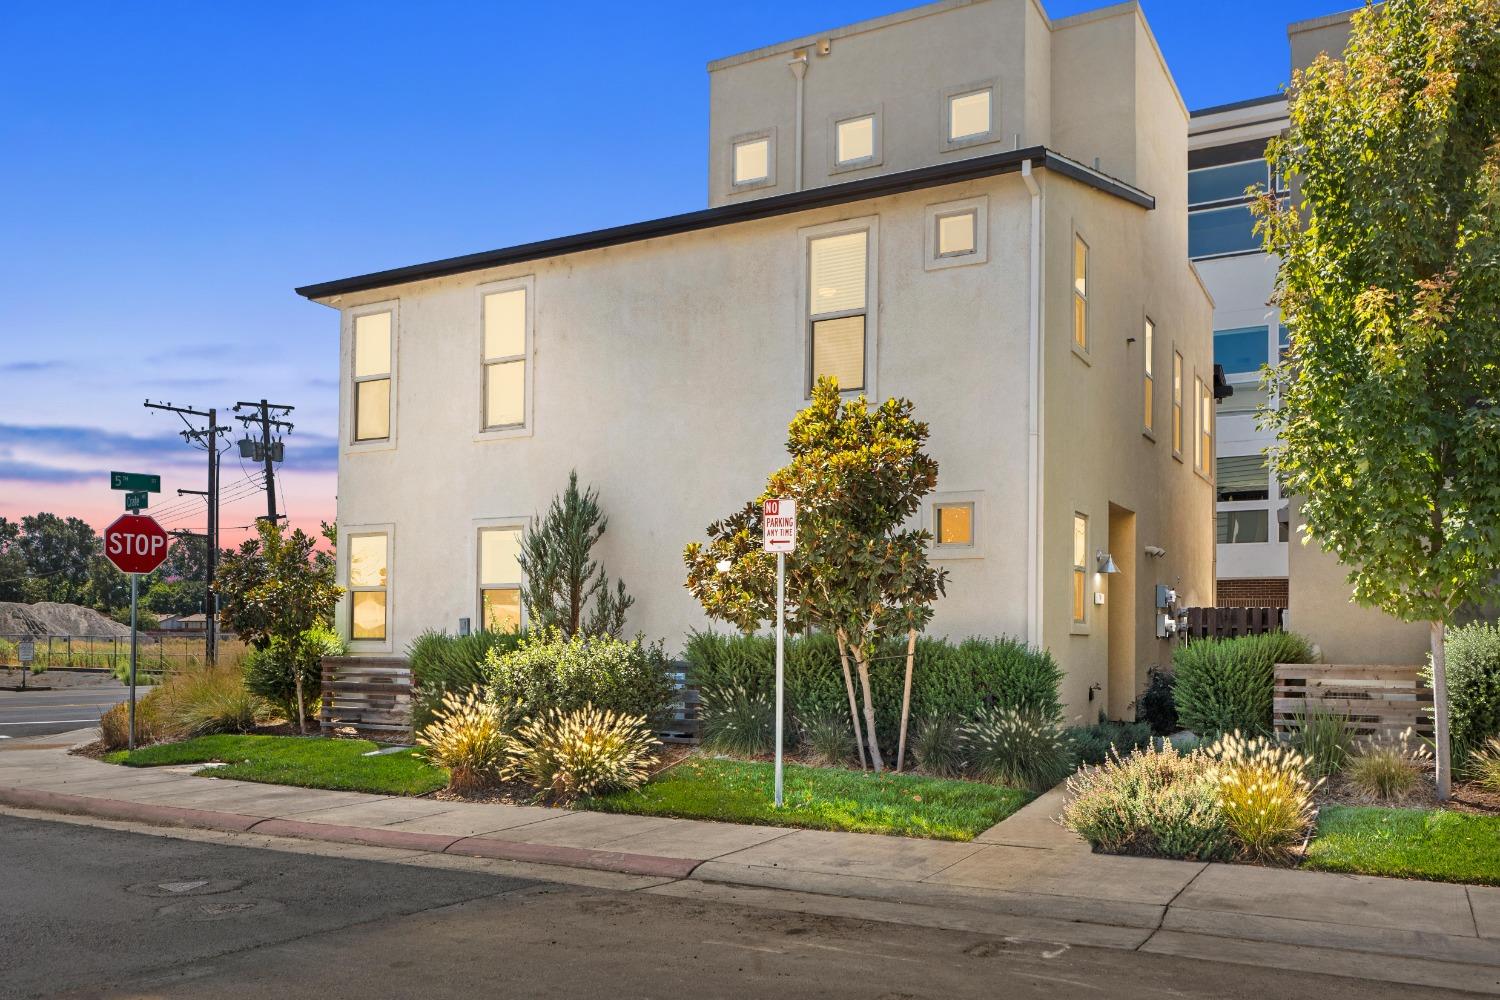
[1188,161,1269,206]
[1215,327,1270,374]
[1189,204,1260,258]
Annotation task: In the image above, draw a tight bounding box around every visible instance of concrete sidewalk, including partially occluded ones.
[3,732,1497,995]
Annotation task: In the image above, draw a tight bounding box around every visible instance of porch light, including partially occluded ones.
[1096,551,1120,574]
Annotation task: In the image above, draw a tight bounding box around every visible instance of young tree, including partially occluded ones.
[1255,0,1500,798]
[216,521,342,732]
[518,471,634,638]
[685,378,947,771]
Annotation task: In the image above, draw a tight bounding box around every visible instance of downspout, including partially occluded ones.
[1021,159,1044,647]
[788,55,808,191]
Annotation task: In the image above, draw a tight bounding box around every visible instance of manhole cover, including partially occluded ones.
[127,878,245,898]
[156,897,285,921]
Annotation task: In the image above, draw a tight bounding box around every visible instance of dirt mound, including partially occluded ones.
[0,602,131,638]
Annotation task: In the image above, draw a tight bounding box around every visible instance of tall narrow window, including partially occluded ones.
[808,230,867,392]
[733,136,770,186]
[1072,236,1088,350]
[478,525,524,632]
[352,312,391,442]
[348,533,388,641]
[1072,513,1088,625]
[1199,378,1214,473]
[483,287,527,429]
[1193,375,1205,470]
[835,115,875,166]
[1172,351,1184,457]
[1143,319,1155,434]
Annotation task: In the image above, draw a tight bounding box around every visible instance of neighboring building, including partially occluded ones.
[157,613,208,633]
[297,0,1218,723]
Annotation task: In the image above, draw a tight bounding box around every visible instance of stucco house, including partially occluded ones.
[296,0,1218,723]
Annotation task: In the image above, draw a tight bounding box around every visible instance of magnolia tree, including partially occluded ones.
[685,377,948,771]
[1255,0,1500,798]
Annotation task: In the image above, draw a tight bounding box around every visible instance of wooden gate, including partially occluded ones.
[1273,663,1433,742]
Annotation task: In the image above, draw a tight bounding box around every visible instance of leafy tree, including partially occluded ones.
[685,378,947,771]
[518,470,634,638]
[216,520,342,732]
[16,514,97,605]
[1255,0,1500,797]
[0,518,28,602]
[143,578,205,617]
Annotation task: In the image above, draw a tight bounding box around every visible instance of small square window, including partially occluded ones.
[948,89,992,142]
[935,503,974,546]
[936,212,976,257]
[733,137,770,186]
[836,115,875,165]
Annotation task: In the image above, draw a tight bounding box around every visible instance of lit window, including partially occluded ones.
[1072,513,1088,625]
[808,230,868,392]
[948,89,992,142]
[352,312,391,442]
[478,526,524,633]
[1143,319,1155,434]
[483,287,527,430]
[348,533,388,641]
[936,211,977,257]
[1172,351,1184,457]
[934,503,974,547]
[1217,455,1269,502]
[1200,379,1214,473]
[1072,236,1088,350]
[733,136,770,186]
[835,115,875,165]
[1217,510,1269,544]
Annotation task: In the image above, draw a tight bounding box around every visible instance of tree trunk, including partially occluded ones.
[1430,620,1452,801]
[836,630,870,770]
[295,662,307,736]
[850,643,884,772]
[896,629,917,772]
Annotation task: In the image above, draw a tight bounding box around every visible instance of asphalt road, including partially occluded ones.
[0,814,1465,999]
[0,681,129,740]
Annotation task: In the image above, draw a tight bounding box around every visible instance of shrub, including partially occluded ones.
[1173,632,1315,737]
[1139,668,1178,736]
[99,691,167,750]
[1345,729,1431,801]
[1288,707,1353,780]
[1062,743,1232,861]
[409,629,525,731]
[1208,733,1318,864]
[799,711,854,767]
[243,624,346,723]
[1442,622,1500,776]
[1469,737,1500,794]
[416,689,515,794]
[700,684,775,756]
[1069,717,1153,767]
[485,627,674,721]
[910,714,965,777]
[501,704,658,800]
[961,707,1075,791]
[155,664,264,737]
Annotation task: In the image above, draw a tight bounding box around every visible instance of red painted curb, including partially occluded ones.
[249,818,462,854]
[446,835,700,879]
[0,786,263,833]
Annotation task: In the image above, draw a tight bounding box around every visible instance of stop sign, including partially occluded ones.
[103,514,170,575]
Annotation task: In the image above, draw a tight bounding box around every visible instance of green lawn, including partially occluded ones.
[584,756,1030,841]
[106,734,448,796]
[1304,805,1500,885]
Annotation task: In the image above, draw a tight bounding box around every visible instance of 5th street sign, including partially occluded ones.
[111,471,161,493]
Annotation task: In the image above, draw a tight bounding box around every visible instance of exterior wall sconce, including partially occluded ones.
[1096,551,1120,574]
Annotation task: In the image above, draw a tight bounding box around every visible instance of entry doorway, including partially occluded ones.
[1107,503,1137,720]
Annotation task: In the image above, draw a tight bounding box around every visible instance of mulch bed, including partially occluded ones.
[1316,773,1499,816]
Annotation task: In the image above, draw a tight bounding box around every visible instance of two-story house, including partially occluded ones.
[296,0,1218,722]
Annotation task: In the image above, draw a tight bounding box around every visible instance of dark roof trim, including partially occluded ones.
[1189,138,1274,172]
[1189,93,1285,118]
[295,148,1153,300]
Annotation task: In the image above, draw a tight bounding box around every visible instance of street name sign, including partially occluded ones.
[110,471,161,493]
[762,498,797,553]
[103,514,170,575]
[125,490,150,512]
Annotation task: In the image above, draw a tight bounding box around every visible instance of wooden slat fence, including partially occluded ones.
[320,656,413,742]
[1273,663,1433,742]
[1179,606,1284,641]
[658,671,701,744]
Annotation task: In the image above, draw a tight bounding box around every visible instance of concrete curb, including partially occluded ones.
[446,836,701,879]
[0,786,263,834]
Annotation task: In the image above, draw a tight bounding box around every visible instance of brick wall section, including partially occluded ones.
[1217,577,1289,608]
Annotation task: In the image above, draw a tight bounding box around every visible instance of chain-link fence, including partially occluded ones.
[0,633,243,673]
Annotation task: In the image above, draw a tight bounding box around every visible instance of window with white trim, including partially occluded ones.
[1072,513,1088,625]
[478,525,524,632]
[835,114,876,167]
[934,502,974,548]
[482,286,528,430]
[807,230,868,392]
[1172,350,1184,458]
[1199,377,1214,474]
[348,533,388,640]
[1072,236,1089,351]
[352,312,392,443]
[945,85,994,145]
[732,135,771,187]
[937,211,977,257]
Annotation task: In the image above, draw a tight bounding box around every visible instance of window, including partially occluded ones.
[808,229,868,392]
[1188,160,1272,205]
[1187,158,1283,260]
[1199,378,1214,473]
[1072,235,1088,351]
[1220,382,1268,417]
[1188,203,1261,259]
[1217,510,1270,544]
[1072,513,1088,625]
[1193,376,1204,469]
[936,211,976,257]
[1214,326,1270,376]
[1278,324,1292,360]
[733,136,770,186]
[348,533,388,641]
[1217,454,1269,502]
[1172,351,1184,457]
[352,311,392,443]
[1143,318,1155,434]
[934,502,974,547]
[946,87,993,144]
[924,197,987,270]
[478,525,524,632]
[482,285,528,430]
[835,115,875,166]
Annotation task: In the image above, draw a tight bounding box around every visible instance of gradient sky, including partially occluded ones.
[1,0,1352,544]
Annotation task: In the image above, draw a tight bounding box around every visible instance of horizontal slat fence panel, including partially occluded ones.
[320,656,413,742]
[1273,662,1432,743]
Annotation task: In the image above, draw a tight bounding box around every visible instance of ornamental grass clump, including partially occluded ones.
[799,711,854,767]
[1470,738,1500,794]
[1345,728,1432,802]
[961,707,1074,792]
[416,690,514,794]
[502,704,658,801]
[1207,732,1319,865]
[1288,707,1353,780]
[699,684,775,757]
[911,714,966,777]
[1062,742,1232,861]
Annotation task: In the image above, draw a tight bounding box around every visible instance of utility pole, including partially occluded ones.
[145,401,228,664]
[234,400,293,524]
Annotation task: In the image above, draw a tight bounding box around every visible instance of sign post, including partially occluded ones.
[17,638,34,691]
[103,512,170,750]
[762,498,797,808]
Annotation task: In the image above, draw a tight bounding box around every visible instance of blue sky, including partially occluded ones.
[0,0,1352,539]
